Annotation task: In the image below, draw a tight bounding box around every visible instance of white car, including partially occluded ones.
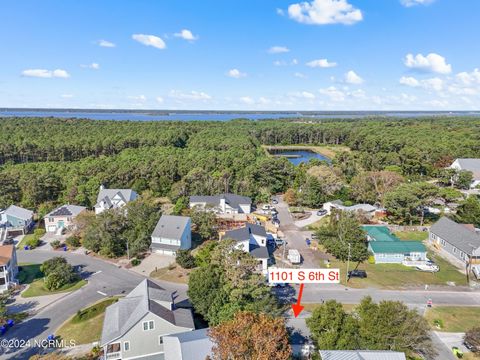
[416,263,440,272]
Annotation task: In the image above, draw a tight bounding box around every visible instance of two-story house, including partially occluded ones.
[223,223,270,272]
[189,193,251,215]
[430,217,480,265]
[44,205,87,233]
[0,245,18,293]
[150,215,191,256]
[0,205,34,235]
[101,279,195,360]
[94,185,138,215]
[450,158,480,189]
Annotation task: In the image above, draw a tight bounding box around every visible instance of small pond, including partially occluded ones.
[269,149,330,166]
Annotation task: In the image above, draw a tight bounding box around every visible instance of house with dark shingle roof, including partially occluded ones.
[44,204,86,233]
[0,245,18,293]
[101,279,194,360]
[450,158,480,188]
[430,217,480,264]
[94,185,138,215]
[364,225,427,264]
[0,205,34,234]
[223,223,270,272]
[189,193,251,214]
[150,215,191,256]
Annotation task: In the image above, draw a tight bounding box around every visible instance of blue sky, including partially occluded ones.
[1,0,480,110]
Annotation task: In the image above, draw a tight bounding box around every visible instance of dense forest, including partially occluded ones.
[1,116,480,223]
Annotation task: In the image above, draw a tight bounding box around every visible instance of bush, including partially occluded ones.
[41,257,79,290]
[66,235,81,248]
[34,228,46,237]
[176,250,196,269]
[368,255,375,264]
[50,240,62,249]
[131,258,141,267]
[25,236,40,249]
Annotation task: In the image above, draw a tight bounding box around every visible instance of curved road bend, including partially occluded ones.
[2,251,188,360]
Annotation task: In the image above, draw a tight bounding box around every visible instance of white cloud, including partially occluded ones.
[156,96,164,104]
[344,70,364,84]
[399,76,420,87]
[240,96,255,105]
[174,29,198,41]
[132,34,166,49]
[294,72,307,78]
[96,39,116,48]
[227,69,247,78]
[400,0,435,7]
[306,58,337,68]
[277,8,285,16]
[456,69,480,86]
[169,90,212,101]
[268,46,290,54]
[61,94,74,98]
[290,91,316,99]
[80,63,100,70]
[319,86,345,101]
[404,53,452,74]
[128,95,147,102]
[287,0,363,25]
[21,69,70,78]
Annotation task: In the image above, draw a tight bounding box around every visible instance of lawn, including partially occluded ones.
[16,234,35,249]
[393,231,429,241]
[18,263,87,298]
[320,252,468,289]
[57,297,119,344]
[425,306,480,332]
[150,264,191,284]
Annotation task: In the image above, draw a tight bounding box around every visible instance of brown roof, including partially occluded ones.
[0,245,14,266]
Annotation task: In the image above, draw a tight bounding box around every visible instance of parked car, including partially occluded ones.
[464,339,480,352]
[452,346,464,358]
[311,233,317,239]
[316,209,327,216]
[275,238,286,247]
[272,199,278,205]
[348,270,367,279]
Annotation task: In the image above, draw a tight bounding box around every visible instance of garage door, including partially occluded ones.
[155,249,176,256]
[47,225,57,233]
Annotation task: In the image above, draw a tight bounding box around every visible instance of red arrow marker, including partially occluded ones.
[291,283,305,318]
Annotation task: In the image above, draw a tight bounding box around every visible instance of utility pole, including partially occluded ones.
[126,240,130,260]
[345,242,351,283]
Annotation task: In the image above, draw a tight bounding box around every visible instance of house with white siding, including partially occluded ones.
[150,215,191,256]
[94,185,138,215]
[189,193,251,215]
[450,158,480,188]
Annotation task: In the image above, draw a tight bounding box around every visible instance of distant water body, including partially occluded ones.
[1,109,480,121]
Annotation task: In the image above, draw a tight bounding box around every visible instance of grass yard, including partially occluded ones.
[320,252,468,289]
[393,231,429,241]
[16,234,36,249]
[150,264,192,284]
[18,263,87,298]
[425,306,480,332]
[57,297,119,344]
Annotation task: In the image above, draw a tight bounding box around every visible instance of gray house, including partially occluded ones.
[94,185,138,215]
[429,217,480,265]
[151,215,192,256]
[319,350,406,360]
[101,279,194,360]
[189,193,252,214]
[163,328,213,360]
[0,205,34,234]
[450,158,480,188]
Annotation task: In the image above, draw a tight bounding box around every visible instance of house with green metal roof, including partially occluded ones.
[364,225,427,264]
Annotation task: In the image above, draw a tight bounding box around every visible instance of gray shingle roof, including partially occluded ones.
[151,215,190,240]
[95,188,138,207]
[454,158,480,180]
[430,217,480,255]
[164,328,213,360]
[223,223,267,242]
[101,279,194,346]
[250,245,269,259]
[319,350,406,360]
[4,205,33,221]
[45,204,86,218]
[190,193,251,209]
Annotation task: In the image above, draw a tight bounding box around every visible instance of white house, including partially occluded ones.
[101,279,194,360]
[322,200,378,217]
[44,205,86,233]
[189,193,251,215]
[0,245,18,293]
[150,215,191,256]
[450,158,480,188]
[163,328,213,360]
[223,223,270,273]
[94,185,138,215]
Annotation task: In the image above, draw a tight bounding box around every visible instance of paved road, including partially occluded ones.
[2,251,187,360]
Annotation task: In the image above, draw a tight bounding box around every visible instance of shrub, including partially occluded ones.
[25,236,40,249]
[50,240,62,249]
[368,255,375,264]
[41,257,79,290]
[130,258,141,267]
[66,235,81,248]
[34,228,46,237]
[176,250,196,269]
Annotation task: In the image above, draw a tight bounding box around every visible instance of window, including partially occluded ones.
[159,336,163,345]
[453,247,457,254]
[143,321,149,331]
[441,239,446,246]
[49,217,54,222]
[124,341,130,351]
[149,320,155,330]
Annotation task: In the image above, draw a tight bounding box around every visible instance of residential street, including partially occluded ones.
[2,251,188,360]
